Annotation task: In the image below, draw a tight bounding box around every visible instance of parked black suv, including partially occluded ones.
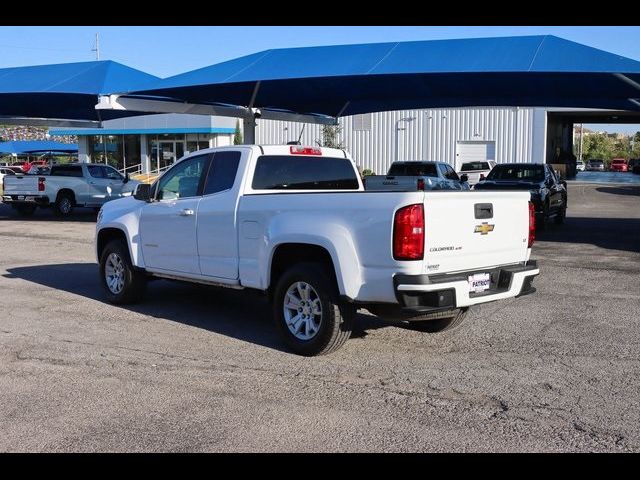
[628,158,640,174]
[474,163,568,229]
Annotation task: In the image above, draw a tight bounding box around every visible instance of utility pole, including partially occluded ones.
[91,33,100,60]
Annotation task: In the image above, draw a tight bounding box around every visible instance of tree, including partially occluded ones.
[320,124,344,148]
[233,119,243,145]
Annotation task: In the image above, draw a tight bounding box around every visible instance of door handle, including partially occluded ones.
[179,209,195,216]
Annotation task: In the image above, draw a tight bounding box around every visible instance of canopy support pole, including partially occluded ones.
[243,116,256,144]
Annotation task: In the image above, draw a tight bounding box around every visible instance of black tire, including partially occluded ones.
[54,192,74,217]
[14,204,36,216]
[554,205,567,224]
[272,262,354,356]
[99,239,146,304]
[537,202,549,231]
[404,308,469,333]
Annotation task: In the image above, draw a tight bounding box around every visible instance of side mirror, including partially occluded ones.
[133,183,151,202]
[460,174,469,183]
[123,172,130,184]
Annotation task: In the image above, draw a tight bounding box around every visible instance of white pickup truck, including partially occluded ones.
[2,163,137,217]
[96,145,539,355]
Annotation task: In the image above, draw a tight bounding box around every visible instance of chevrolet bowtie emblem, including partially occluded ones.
[474,222,495,235]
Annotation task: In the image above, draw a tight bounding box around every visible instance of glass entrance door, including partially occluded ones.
[159,141,176,170]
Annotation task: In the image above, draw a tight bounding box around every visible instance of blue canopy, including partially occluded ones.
[131,35,640,117]
[0,60,159,122]
[0,140,77,154]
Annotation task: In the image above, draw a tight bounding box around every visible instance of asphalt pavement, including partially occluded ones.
[0,183,639,452]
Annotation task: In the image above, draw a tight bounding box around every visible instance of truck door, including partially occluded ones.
[197,151,242,279]
[139,154,211,274]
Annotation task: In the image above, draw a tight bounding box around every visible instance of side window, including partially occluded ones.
[203,151,241,195]
[156,154,209,201]
[437,163,449,179]
[103,166,123,181]
[87,165,105,178]
[445,165,459,180]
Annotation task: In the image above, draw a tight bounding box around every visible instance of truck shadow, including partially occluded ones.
[0,203,97,222]
[4,263,388,352]
[595,186,640,197]
[536,217,640,253]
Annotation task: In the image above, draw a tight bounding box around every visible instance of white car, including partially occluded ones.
[0,166,16,187]
[576,161,585,172]
[2,163,138,217]
[457,160,496,186]
[96,145,539,355]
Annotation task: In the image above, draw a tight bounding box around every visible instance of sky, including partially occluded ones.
[1,25,640,133]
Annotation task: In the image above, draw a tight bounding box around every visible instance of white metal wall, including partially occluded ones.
[255,107,544,175]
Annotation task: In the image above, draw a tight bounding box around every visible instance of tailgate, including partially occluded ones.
[422,191,530,274]
[3,175,40,195]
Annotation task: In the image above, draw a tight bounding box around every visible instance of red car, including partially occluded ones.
[610,158,628,172]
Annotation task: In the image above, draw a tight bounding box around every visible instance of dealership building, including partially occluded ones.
[50,113,236,175]
[52,105,617,175]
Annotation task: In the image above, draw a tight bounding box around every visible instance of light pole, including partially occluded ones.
[579,123,584,162]
[395,116,416,162]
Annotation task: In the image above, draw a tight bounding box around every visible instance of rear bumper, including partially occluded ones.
[393,261,539,312]
[2,194,49,206]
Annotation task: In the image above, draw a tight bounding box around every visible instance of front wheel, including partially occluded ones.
[99,239,146,304]
[273,263,354,356]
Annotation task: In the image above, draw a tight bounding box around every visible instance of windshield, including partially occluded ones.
[461,162,490,171]
[387,163,438,177]
[486,165,545,182]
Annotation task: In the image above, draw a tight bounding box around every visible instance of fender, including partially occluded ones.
[96,197,146,268]
[261,212,363,299]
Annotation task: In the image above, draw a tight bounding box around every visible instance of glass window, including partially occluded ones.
[204,151,241,195]
[252,155,360,190]
[103,166,124,180]
[51,165,83,177]
[487,165,545,181]
[388,163,438,177]
[387,164,406,175]
[405,163,438,177]
[461,162,490,171]
[156,154,209,201]
[87,165,105,178]
[445,165,460,180]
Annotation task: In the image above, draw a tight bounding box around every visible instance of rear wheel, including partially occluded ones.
[537,202,549,231]
[54,192,74,217]
[99,239,146,304]
[273,262,354,356]
[554,205,567,224]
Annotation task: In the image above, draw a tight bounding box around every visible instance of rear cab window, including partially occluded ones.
[50,165,83,177]
[388,163,438,177]
[251,155,360,191]
[461,162,490,171]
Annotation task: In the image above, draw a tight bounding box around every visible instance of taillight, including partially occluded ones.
[38,176,45,192]
[528,201,536,248]
[290,146,322,155]
[393,204,424,260]
[417,178,425,190]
